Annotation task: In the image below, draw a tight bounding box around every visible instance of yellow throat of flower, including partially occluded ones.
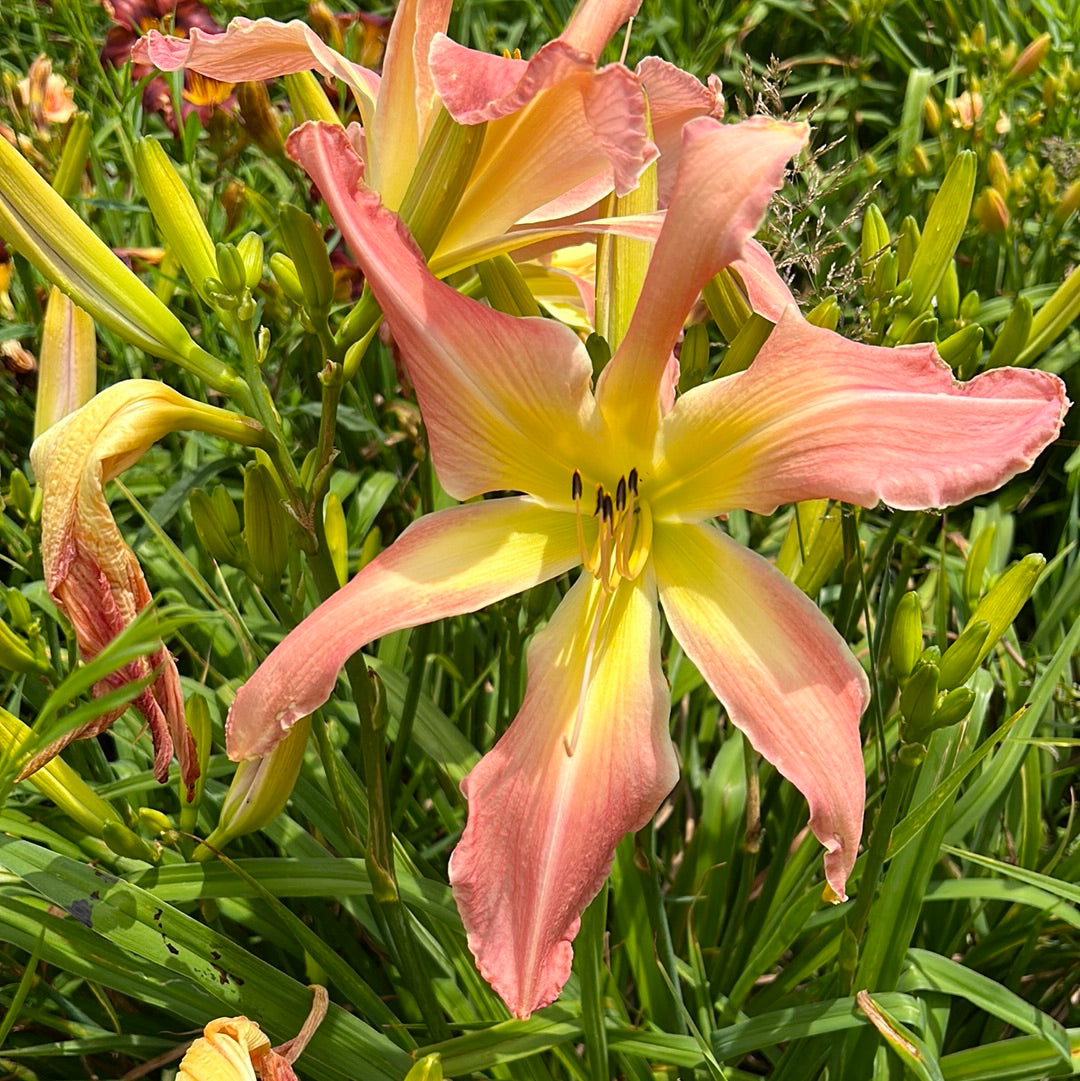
[572,467,653,594]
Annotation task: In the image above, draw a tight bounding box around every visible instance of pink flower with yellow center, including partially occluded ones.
[225,116,1068,1019]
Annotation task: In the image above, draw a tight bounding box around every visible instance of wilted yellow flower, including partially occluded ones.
[25,380,262,795]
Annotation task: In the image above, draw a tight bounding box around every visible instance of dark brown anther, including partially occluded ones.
[602,493,614,523]
[572,469,583,502]
[594,486,604,516]
[615,475,627,512]
[628,467,639,495]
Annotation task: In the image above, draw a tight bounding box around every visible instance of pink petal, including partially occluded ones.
[729,237,799,321]
[131,18,380,115]
[636,57,725,205]
[286,122,604,504]
[596,116,808,435]
[226,498,581,760]
[449,569,678,1018]
[652,522,868,898]
[430,37,656,199]
[650,308,1070,520]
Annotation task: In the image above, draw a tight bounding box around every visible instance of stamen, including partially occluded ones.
[571,469,583,502]
[593,486,604,516]
[628,467,639,495]
[615,475,627,513]
[573,470,590,571]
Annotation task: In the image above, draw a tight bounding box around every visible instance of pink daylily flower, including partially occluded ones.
[28,380,262,795]
[128,0,720,274]
[224,112,1069,1018]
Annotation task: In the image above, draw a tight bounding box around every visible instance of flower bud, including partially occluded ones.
[890,591,923,680]
[477,254,542,318]
[214,241,247,296]
[52,112,91,202]
[237,80,286,157]
[806,295,840,330]
[1008,33,1051,81]
[896,215,921,283]
[937,619,991,690]
[269,252,306,306]
[190,487,239,564]
[860,203,890,276]
[244,462,290,582]
[928,687,976,729]
[959,289,981,321]
[102,819,161,863]
[986,295,1032,368]
[974,187,1010,234]
[7,468,33,518]
[899,660,939,734]
[3,588,33,631]
[0,616,48,674]
[922,95,941,134]
[34,286,96,438]
[323,490,348,586]
[134,138,219,307]
[936,324,982,378]
[703,268,752,342]
[404,1055,444,1081]
[987,149,1010,195]
[936,260,959,325]
[283,70,341,127]
[236,232,264,290]
[1054,178,1080,223]
[962,524,996,609]
[197,713,311,856]
[279,204,335,312]
[962,554,1044,669]
[676,322,710,394]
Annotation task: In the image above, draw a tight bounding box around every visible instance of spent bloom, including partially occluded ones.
[17,56,77,127]
[27,380,262,794]
[224,114,1069,1019]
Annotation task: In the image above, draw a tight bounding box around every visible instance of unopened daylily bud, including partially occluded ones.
[52,113,91,202]
[0,706,122,834]
[237,81,286,157]
[323,491,348,587]
[190,487,239,564]
[872,250,898,300]
[860,203,890,277]
[793,505,842,595]
[215,242,247,296]
[929,686,976,729]
[0,616,48,674]
[7,469,33,518]
[898,311,937,344]
[3,588,32,631]
[1008,33,1051,81]
[677,322,710,394]
[404,1055,443,1081]
[922,95,942,134]
[936,261,959,324]
[900,660,939,732]
[0,138,235,390]
[1016,255,1080,363]
[269,252,306,306]
[896,215,921,283]
[974,187,1010,234]
[138,806,176,837]
[806,296,840,330]
[938,323,983,377]
[963,524,996,609]
[221,178,247,235]
[236,233,264,290]
[34,286,96,438]
[198,714,311,856]
[134,138,219,307]
[938,619,991,690]
[183,694,214,817]
[477,254,542,318]
[961,554,1044,671]
[1054,178,1080,223]
[284,71,341,128]
[911,144,932,177]
[959,289,982,321]
[102,819,160,863]
[986,296,1032,368]
[890,591,923,680]
[704,268,753,341]
[398,105,487,262]
[279,204,335,312]
[987,150,1010,195]
[244,462,289,582]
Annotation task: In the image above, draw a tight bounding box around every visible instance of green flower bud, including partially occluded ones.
[1016,262,1080,365]
[283,71,341,128]
[936,323,983,377]
[103,819,160,864]
[890,591,923,680]
[871,251,898,300]
[3,588,33,631]
[703,268,753,342]
[190,487,239,564]
[0,617,48,674]
[860,203,890,275]
[476,254,542,318]
[936,260,959,325]
[323,491,348,587]
[974,187,1010,234]
[279,204,335,313]
[215,242,247,296]
[269,252,306,306]
[986,296,1033,368]
[896,215,922,283]
[244,462,289,582]
[929,686,976,729]
[180,694,213,833]
[236,232,264,290]
[962,554,1044,669]
[938,619,991,690]
[962,524,997,609]
[52,113,91,202]
[806,296,840,331]
[8,469,33,519]
[677,322,711,394]
[404,1055,443,1081]
[959,289,982,321]
[900,660,939,732]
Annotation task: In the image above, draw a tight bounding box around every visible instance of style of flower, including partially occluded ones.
[128,0,721,275]
[27,380,262,794]
[224,114,1069,1019]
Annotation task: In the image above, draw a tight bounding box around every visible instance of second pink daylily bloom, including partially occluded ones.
[226,116,1068,1018]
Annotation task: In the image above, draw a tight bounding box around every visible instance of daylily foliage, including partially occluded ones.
[222,115,1068,1017]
